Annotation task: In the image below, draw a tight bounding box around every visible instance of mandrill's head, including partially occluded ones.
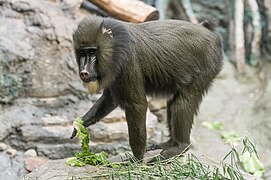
[72,16,133,93]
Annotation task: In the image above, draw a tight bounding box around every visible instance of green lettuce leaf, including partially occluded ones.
[66,117,110,167]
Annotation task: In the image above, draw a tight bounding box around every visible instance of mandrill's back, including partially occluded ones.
[125,20,223,97]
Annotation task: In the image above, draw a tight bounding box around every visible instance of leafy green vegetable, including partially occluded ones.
[238,138,265,177]
[202,121,224,130]
[66,117,110,167]
[221,131,242,146]
[66,157,86,167]
[239,151,265,177]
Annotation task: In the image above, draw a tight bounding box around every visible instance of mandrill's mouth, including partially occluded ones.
[80,76,98,83]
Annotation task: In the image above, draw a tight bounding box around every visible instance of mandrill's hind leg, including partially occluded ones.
[148,89,203,161]
[160,91,203,160]
[147,99,174,151]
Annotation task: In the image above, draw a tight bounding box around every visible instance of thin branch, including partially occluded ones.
[235,0,246,73]
[247,0,262,65]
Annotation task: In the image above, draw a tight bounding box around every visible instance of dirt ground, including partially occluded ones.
[189,61,271,178]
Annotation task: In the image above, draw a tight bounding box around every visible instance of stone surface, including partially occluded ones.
[24,149,37,157]
[0,142,7,151]
[22,159,99,180]
[148,99,167,111]
[89,109,158,142]
[22,151,259,180]
[36,144,81,159]
[42,115,70,126]
[152,109,167,122]
[24,157,49,172]
[20,125,73,143]
[0,153,18,180]
[6,148,17,157]
[0,0,88,103]
[61,0,84,11]
[22,150,161,180]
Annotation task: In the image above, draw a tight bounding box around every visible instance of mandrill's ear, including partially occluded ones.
[102,27,113,38]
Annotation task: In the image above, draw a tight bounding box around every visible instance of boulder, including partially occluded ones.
[22,150,161,180]
[0,143,7,151]
[24,157,49,172]
[24,149,37,157]
[22,159,99,180]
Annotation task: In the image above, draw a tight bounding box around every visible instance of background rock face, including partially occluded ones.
[0,0,86,103]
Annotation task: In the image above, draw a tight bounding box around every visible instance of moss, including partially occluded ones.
[0,74,22,104]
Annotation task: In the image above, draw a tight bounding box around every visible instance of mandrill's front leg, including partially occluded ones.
[70,89,118,139]
[125,99,148,161]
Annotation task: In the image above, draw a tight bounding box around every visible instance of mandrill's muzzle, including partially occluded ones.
[79,69,97,82]
[79,53,98,82]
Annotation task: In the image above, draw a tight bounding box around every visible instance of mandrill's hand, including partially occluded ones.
[69,117,86,140]
[69,117,96,139]
[70,128,77,139]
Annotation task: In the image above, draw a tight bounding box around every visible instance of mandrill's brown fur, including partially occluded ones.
[71,16,223,161]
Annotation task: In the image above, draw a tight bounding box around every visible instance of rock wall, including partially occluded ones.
[0,0,86,104]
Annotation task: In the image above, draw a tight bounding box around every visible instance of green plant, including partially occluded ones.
[66,117,110,167]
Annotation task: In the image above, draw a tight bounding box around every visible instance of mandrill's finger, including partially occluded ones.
[70,128,77,139]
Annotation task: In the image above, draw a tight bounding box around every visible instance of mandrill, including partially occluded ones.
[70,16,223,161]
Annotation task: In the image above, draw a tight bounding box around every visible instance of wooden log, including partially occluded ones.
[88,0,159,23]
[81,0,108,17]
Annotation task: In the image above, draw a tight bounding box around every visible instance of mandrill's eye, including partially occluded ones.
[79,47,97,56]
[89,48,97,54]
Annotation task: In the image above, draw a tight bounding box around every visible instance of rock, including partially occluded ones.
[0,103,44,141]
[10,0,37,13]
[0,0,86,103]
[102,108,126,123]
[152,109,167,122]
[0,153,19,180]
[41,115,70,126]
[89,109,158,142]
[148,99,167,112]
[24,157,49,172]
[22,159,99,180]
[36,144,80,159]
[20,125,74,144]
[22,151,161,179]
[89,141,130,156]
[0,142,7,151]
[88,93,103,102]
[24,149,37,157]
[61,0,84,11]
[6,148,17,157]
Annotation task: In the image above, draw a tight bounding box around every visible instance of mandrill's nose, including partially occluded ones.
[80,70,90,81]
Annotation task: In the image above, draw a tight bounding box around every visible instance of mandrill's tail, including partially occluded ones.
[200,20,217,32]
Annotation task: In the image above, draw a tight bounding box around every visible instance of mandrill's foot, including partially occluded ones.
[147,143,190,163]
[146,139,173,151]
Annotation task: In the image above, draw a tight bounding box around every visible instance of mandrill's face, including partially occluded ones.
[73,17,114,86]
[73,16,131,93]
[75,46,99,83]
[72,17,114,94]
